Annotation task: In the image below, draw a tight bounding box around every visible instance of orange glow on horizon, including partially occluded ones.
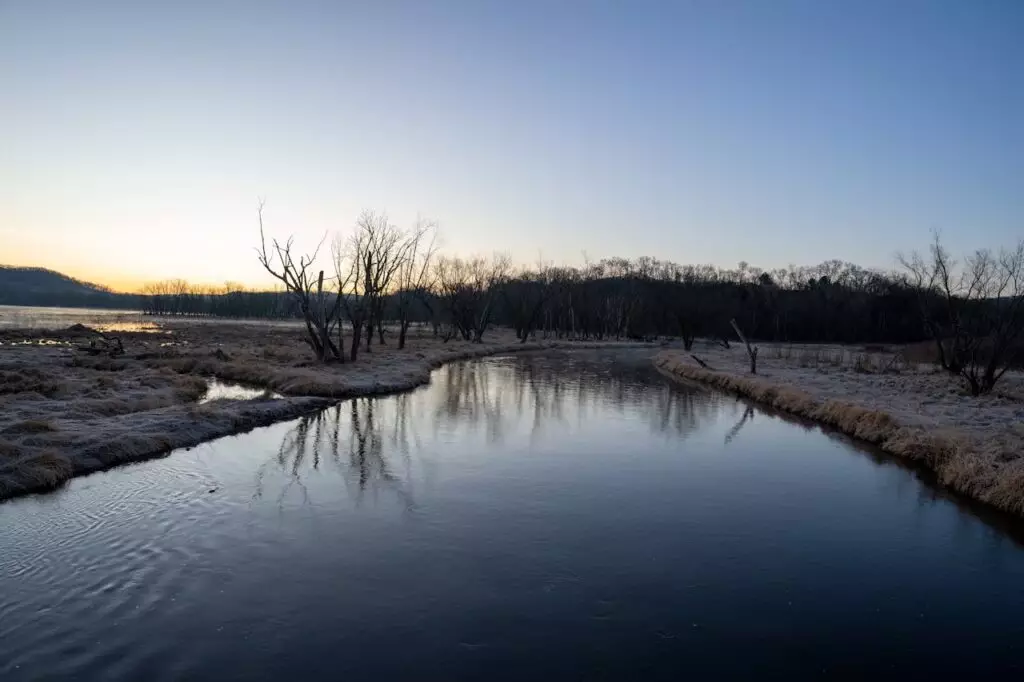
[1,258,271,295]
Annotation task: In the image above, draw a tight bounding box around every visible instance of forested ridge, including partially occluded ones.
[0,266,129,308]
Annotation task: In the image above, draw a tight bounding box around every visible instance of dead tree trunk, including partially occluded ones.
[317,271,329,362]
[398,321,410,349]
[349,317,363,362]
[337,315,346,364]
[731,318,759,374]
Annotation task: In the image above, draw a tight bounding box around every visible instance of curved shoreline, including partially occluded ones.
[1,340,655,502]
[654,351,1024,519]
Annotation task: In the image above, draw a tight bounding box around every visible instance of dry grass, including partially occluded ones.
[656,349,1024,517]
[0,449,73,496]
[901,338,1024,371]
[0,321,653,501]
[1,418,57,435]
[0,367,65,397]
[764,345,912,374]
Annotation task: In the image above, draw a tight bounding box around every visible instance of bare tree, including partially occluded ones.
[474,254,512,342]
[358,211,410,350]
[435,254,511,343]
[500,261,553,343]
[434,256,471,341]
[900,234,1024,394]
[256,200,344,362]
[332,210,415,359]
[900,235,960,373]
[394,217,438,349]
[333,230,367,362]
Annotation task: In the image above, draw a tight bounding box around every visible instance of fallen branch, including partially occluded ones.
[689,353,713,370]
[880,351,903,374]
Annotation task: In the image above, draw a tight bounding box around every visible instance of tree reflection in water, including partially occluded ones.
[256,352,736,505]
[724,403,756,445]
[431,353,726,445]
[254,397,418,511]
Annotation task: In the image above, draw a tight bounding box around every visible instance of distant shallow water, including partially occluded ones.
[0,305,303,332]
[2,350,1023,681]
[0,305,147,331]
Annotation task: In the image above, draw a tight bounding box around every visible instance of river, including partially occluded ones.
[1,350,1022,680]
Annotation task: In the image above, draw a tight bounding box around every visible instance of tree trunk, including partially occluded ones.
[301,308,324,359]
[731,318,759,374]
[323,332,342,361]
[349,320,362,362]
[398,321,409,349]
[964,371,981,396]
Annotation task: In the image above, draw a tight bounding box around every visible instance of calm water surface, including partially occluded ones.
[2,350,1023,680]
[0,305,145,331]
[0,305,304,332]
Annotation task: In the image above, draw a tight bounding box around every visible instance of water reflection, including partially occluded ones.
[4,350,1024,681]
[252,352,1024,549]
[255,398,417,511]
[430,352,725,443]
[256,352,725,504]
[724,403,755,444]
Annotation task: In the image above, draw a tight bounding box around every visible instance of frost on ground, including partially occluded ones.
[0,322,652,500]
[655,343,1024,516]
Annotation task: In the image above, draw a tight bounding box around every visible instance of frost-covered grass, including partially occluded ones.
[655,342,1024,516]
[0,341,329,500]
[0,322,653,500]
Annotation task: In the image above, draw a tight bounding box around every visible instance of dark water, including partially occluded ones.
[2,351,1023,681]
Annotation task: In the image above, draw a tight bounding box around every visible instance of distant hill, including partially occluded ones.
[0,265,138,309]
[0,266,111,296]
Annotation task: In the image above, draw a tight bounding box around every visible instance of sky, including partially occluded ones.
[1,0,1022,291]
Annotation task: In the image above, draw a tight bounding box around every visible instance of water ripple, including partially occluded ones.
[2,351,1024,680]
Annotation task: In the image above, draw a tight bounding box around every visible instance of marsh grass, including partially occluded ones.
[2,419,57,435]
[765,345,911,375]
[0,368,65,397]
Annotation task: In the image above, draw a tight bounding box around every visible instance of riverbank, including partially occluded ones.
[0,321,654,500]
[655,344,1024,516]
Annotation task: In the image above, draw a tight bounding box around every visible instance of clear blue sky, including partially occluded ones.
[1,0,1021,289]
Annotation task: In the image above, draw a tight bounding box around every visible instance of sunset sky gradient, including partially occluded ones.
[2,0,1021,291]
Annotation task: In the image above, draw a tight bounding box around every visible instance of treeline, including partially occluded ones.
[139,280,300,319]
[429,244,1023,394]
[429,257,924,347]
[248,206,937,364]
[135,258,925,346]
